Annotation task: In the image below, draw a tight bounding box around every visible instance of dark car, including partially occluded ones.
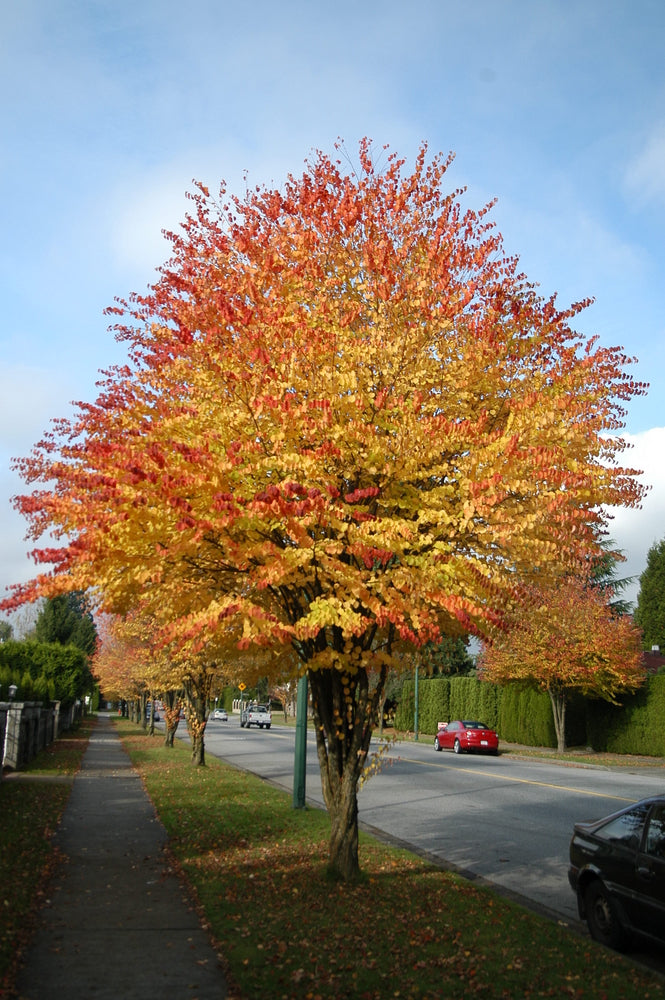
[433,720,499,755]
[568,795,665,950]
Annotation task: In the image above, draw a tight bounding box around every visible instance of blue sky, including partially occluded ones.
[2,0,664,615]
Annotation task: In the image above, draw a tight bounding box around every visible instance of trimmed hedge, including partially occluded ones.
[395,673,665,756]
[585,674,665,755]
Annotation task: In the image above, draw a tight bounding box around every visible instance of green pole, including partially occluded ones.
[414,663,419,742]
[293,672,308,809]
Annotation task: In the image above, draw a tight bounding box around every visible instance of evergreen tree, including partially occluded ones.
[422,636,475,676]
[34,593,98,657]
[588,538,634,615]
[635,539,665,650]
[0,620,13,642]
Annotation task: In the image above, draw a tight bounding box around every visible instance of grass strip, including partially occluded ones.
[0,716,95,994]
[117,718,665,1000]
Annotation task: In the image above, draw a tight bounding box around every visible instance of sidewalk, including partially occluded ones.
[13,714,228,1000]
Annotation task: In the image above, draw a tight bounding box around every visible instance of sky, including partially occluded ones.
[1,0,664,621]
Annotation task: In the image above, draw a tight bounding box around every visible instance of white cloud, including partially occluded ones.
[605,427,665,607]
[624,121,665,207]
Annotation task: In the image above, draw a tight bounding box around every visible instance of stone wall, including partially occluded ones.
[1,700,82,775]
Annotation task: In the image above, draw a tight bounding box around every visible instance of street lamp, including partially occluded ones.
[8,684,17,703]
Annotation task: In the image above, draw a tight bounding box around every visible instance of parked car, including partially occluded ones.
[433,720,499,755]
[568,795,665,950]
[240,704,272,729]
[213,708,228,721]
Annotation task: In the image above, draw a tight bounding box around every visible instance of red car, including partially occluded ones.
[434,720,499,755]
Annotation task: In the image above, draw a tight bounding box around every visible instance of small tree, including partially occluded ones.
[635,539,665,650]
[479,578,645,751]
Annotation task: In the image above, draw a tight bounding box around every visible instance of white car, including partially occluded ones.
[213,708,228,721]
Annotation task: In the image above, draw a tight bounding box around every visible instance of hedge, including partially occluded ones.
[395,673,665,756]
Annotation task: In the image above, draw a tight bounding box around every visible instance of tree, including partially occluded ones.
[587,537,634,616]
[93,612,186,746]
[0,620,12,642]
[35,592,98,657]
[3,140,647,879]
[478,578,645,751]
[635,539,665,650]
[421,635,475,676]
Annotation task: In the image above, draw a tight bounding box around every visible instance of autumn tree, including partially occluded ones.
[478,578,645,751]
[3,140,647,880]
[635,538,665,650]
[94,612,187,745]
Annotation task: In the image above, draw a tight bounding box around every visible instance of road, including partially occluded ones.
[198,718,665,931]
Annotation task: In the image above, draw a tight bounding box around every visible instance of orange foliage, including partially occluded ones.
[3,140,646,672]
[2,139,649,873]
[478,577,645,750]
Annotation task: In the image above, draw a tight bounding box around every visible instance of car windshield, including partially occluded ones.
[463,721,488,730]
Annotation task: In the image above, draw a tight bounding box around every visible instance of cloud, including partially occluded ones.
[624,121,665,208]
[604,427,665,607]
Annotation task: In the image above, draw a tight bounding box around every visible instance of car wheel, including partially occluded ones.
[266,724,271,729]
[584,880,626,950]
[434,736,441,751]
[453,739,462,754]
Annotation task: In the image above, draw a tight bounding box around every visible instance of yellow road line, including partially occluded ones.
[397,756,634,803]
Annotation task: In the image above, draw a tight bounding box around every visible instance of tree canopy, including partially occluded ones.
[478,577,645,751]
[2,140,647,877]
[34,592,98,657]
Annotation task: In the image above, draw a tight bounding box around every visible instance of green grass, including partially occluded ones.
[0,716,94,994]
[117,718,665,1000]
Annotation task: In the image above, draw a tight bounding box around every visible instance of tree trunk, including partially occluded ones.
[548,689,567,752]
[182,678,210,767]
[190,724,205,766]
[162,691,182,748]
[308,660,386,881]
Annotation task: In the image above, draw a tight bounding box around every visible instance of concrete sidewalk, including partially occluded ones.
[14,714,228,1000]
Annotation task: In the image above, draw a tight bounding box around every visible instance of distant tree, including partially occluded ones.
[34,592,97,657]
[635,539,665,650]
[479,577,645,752]
[0,620,12,642]
[422,635,475,676]
[587,537,634,615]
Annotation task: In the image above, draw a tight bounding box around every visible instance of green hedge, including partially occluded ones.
[395,676,500,735]
[585,674,665,755]
[395,673,665,756]
[0,639,89,705]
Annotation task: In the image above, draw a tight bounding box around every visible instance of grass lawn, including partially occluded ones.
[0,716,94,995]
[115,717,664,1000]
